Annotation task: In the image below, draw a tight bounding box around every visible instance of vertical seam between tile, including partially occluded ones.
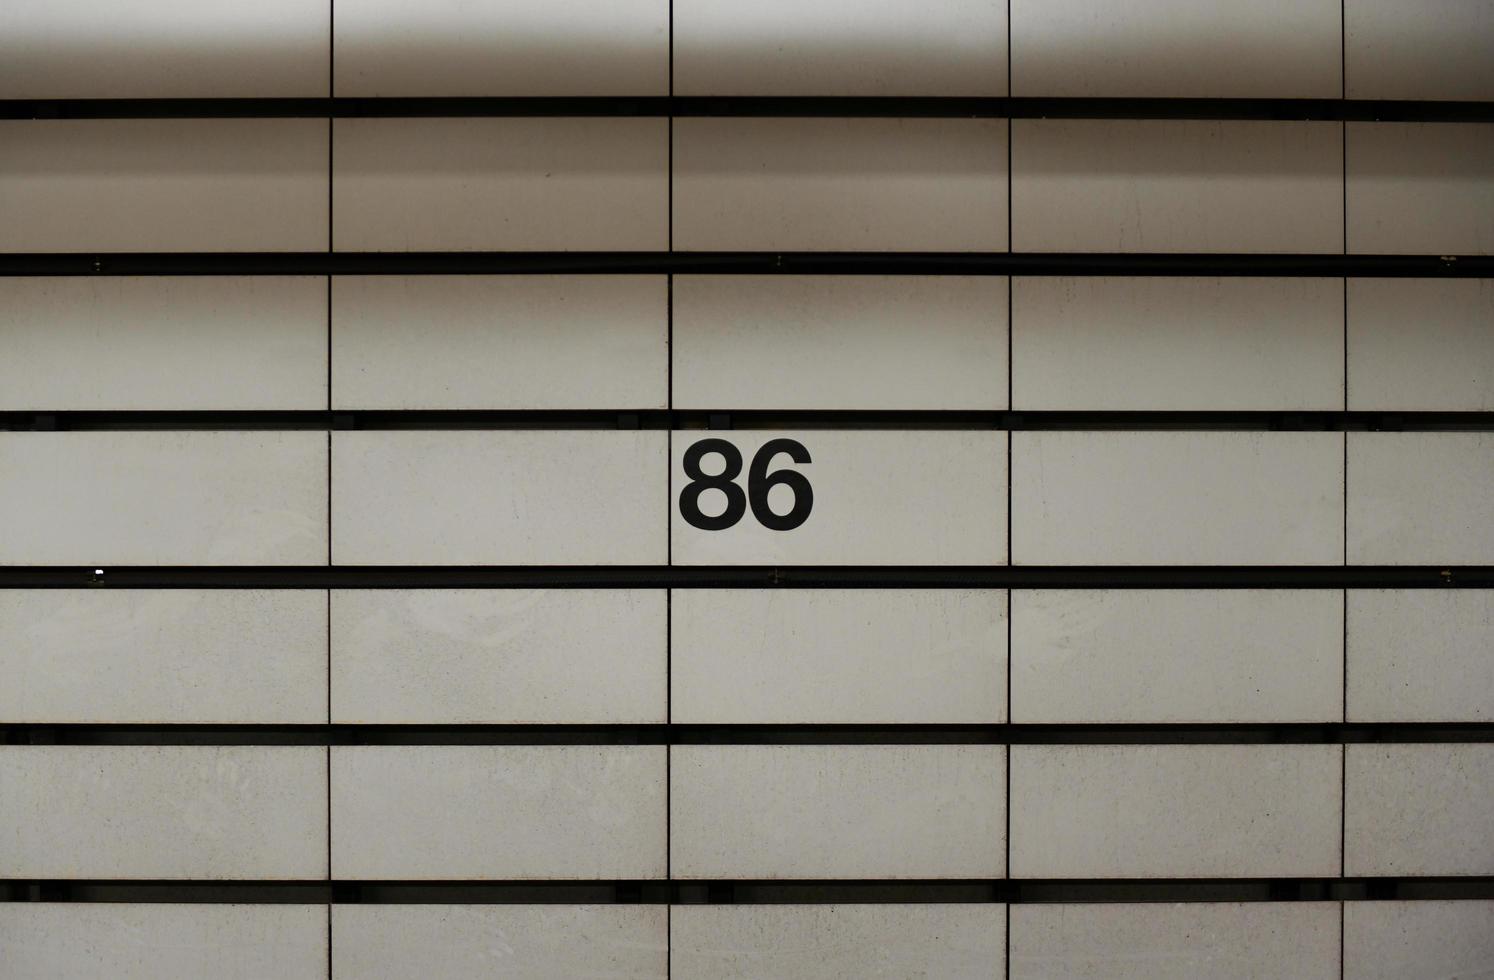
[1006,9,1014,976]
[327,2,335,976]
[666,2,674,974]
[1340,10,1350,966]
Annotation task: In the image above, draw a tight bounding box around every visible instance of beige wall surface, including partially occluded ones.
[4,5,1491,978]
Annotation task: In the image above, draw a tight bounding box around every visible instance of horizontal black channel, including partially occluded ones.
[7,410,1494,432]
[5,723,1493,746]
[1,252,1489,277]
[4,96,1493,121]
[1,566,1489,589]
[5,878,1494,904]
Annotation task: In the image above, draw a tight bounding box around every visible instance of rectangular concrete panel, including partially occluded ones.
[0,119,328,252]
[0,0,329,98]
[670,744,1005,879]
[671,589,1006,723]
[0,745,327,879]
[333,118,668,251]
[333,0,667,96]
[1345,0,1494,100]
[0,431,329,566]
[1344,900,1494,980]
[1011,277,1343,410]
[1347,589,1494,722]
[1009,744,1343,878]
[1345,743,1494,876]
[672,276,1009,411]
[1348,433,1494,565]
[332,275,667,410]
[333,430,667,565]
[674,0,1007,96]
[1012,119,1343,253]
[1348,279,1494,411]
[331,745,667,879]
[1010,902,1341,980]
[1011,0,1340,98]
[1011,590,1343,723]
[669,430,1007,565]
[332,905,668,980]
[671,904,1006,979]
[673,118,1008,251]
[0,904,328,980]
[0,277,327,411]
[0,589,327,724]
[331,589,666,723]
[1347,123,1494,255]
[1011,431,1344,565]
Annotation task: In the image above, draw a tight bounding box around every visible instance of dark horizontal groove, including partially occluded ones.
[1,566,1490,589]
[9,410,1494,432]
[5,878,1494,905]
[6,722,1493,746]
[4,96,1492,122]
[1,252,1490,278]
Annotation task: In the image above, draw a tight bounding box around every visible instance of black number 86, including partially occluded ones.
[679,438,813,531]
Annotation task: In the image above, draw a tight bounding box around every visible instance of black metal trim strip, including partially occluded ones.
[5,722,1493,746]
[5,878,1494,904]
[4,96,1493,121]
[1,566,1489,589]
[0,252,1489,277]
[7,410,1494,432]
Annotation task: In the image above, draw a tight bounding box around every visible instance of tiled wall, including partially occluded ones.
[2,0,1493,977]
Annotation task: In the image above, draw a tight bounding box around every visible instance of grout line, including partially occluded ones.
[667,6,674,973]
[4,566,1491,590]
[1005,0,1014,941]
[667,127,674,257]
[1340,4,1350,947]
[9,878,1494,906]
[13,409,1494,433]
[7,720,1494,746]
[1005,900,1012,980]
[8,408,1494,435]
[7,95,1493,123]
[327,2,335,977]
[1005,1,1015,928]
[1341,0,1347,102]
[667,0,674,255]
[7,253,1488,277]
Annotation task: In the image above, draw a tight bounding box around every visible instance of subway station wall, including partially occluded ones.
[2,1,1493,977]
